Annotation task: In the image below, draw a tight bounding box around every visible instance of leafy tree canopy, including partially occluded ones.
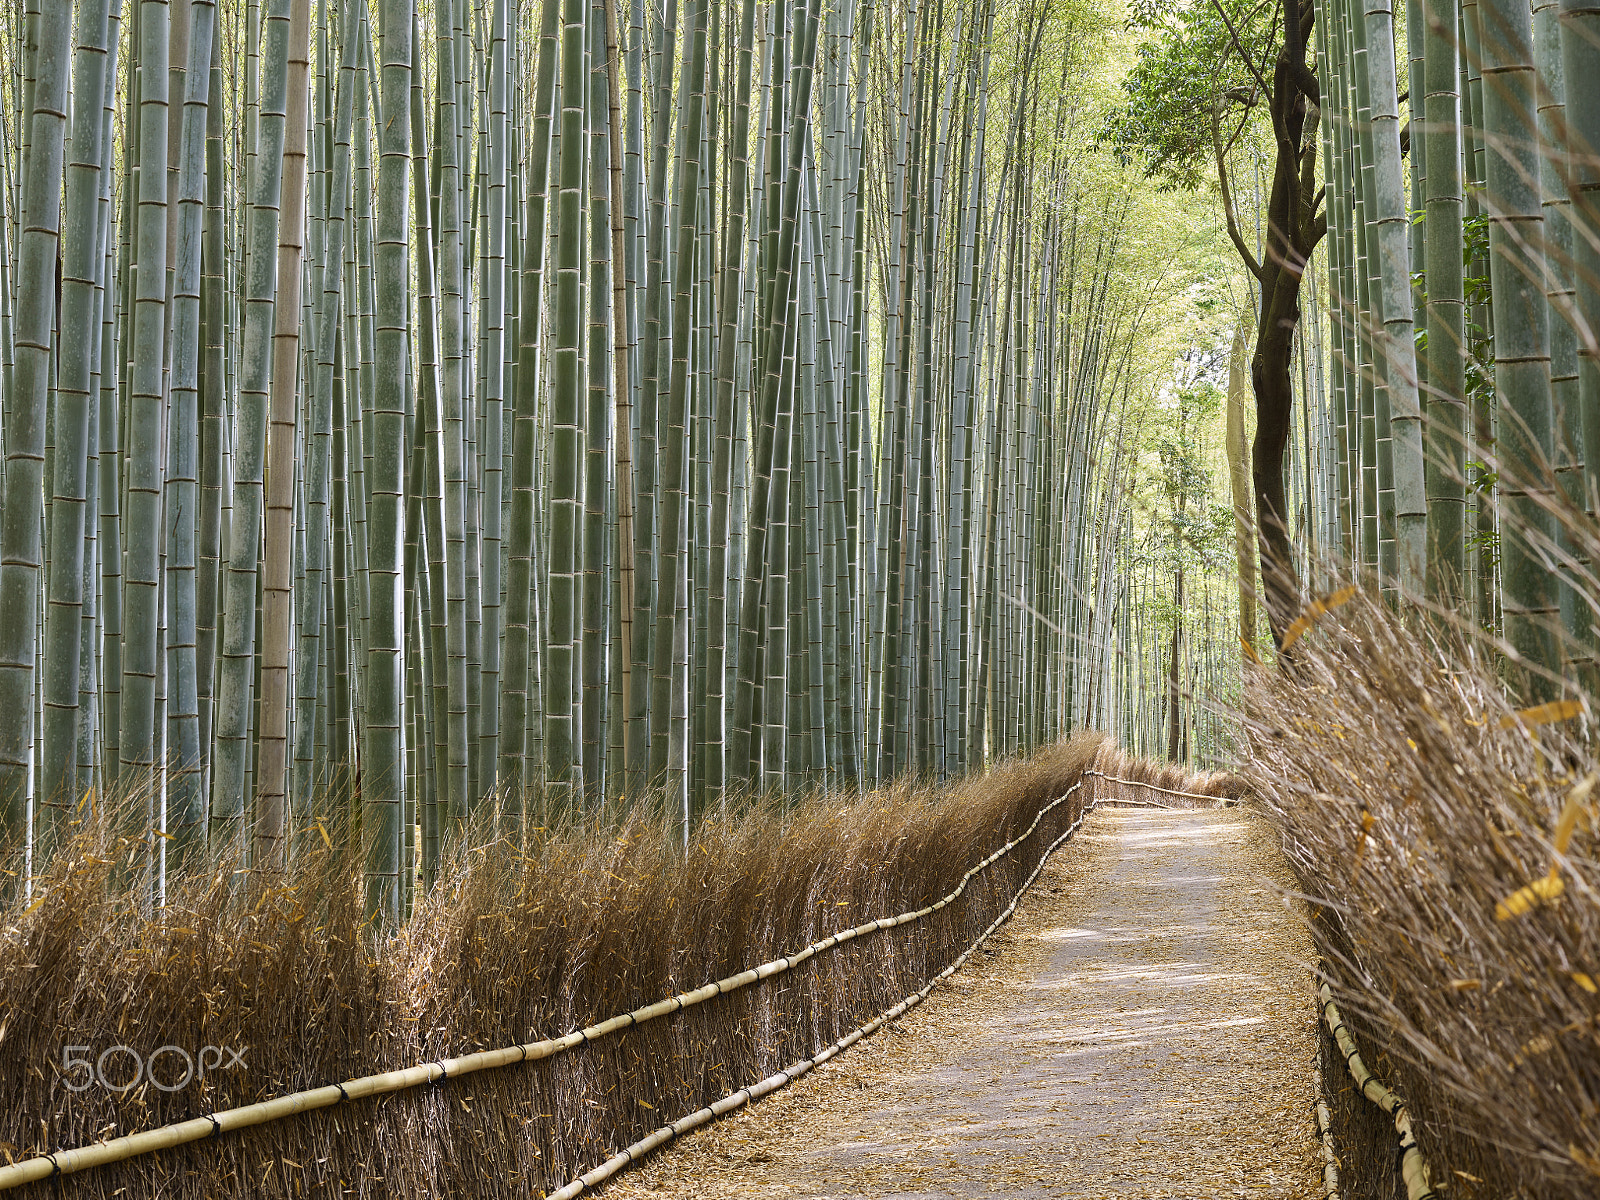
[1106,0,1282,191]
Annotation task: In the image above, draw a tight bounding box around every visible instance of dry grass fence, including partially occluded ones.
[1086,752,1247,808]
[0,732,1104,1198]
[1243,589,1600,1200]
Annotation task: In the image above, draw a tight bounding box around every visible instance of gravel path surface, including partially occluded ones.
[603,804,1321,1199]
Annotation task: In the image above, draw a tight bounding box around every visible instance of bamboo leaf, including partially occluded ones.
[1498,700,1586,730]
[1279,586,1358,652]
[1553,773,1597,855]
[1495,869,1564,920]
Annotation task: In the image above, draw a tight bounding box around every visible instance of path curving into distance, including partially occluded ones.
[604,804,1321,1199]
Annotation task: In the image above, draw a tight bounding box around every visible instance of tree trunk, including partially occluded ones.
[1225,325,1257,656]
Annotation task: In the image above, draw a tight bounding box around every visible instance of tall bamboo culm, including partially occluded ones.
[0,0,1209,913]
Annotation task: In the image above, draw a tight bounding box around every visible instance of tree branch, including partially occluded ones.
[1212,100,1266,281]
[1211,0,1272,97]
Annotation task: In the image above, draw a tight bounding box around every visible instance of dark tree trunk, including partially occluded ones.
[1253,263,1304,647]
[1236,0,1324,648]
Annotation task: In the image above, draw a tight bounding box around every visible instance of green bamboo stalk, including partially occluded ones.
[1362,0,1426,593]
[80,11,124,805]
[163,0,218,865]
[503,0,561,806]
[1322,1,1358,565]
[1482,0,1563,691]
[582,0,611,803]
[197,11,225,816]
[654,0,708,824]
[601,0,638,810]
[347,5,378,737]
[1565,0,1600,567]
[1533,0,1585,657]
[212,0,290,855]
[479,0,508,799]
[734,0,820,791]
[364,0,412,920]
[630,0,678,791]
[296,0,358,822]
[99,44,130,794]
[120,0,174,798]
[1422,0,1466,600]
[38,0,115,835]
[1462,0,1498,630]
[435,0,472,825]
[546,0,591,802]
[1346,0,1382,575]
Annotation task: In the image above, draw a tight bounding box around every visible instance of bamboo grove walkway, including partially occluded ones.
[605,804,1322,1199]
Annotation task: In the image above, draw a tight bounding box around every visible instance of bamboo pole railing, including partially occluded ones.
[1313,1033,1342,1200]
[0,777,1095,1191]
[1320,983,1439,1200]
[544,801,1097,1198]
[1084,768,1222,805]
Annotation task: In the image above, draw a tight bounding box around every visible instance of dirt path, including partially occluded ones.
[604,804,1321,1199]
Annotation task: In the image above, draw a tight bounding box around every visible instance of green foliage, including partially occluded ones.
[1462,209,1496,416]
[1105,0,1279,190]
[1147,381,1236,577]
[1463,519,1501,572]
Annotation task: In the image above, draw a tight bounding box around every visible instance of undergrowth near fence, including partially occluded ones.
[1244,590,1600,1200]
[0,732,1103,1197]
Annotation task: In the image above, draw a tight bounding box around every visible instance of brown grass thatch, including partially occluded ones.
[1242,590,1600,1200]
[0,732,1103,1197]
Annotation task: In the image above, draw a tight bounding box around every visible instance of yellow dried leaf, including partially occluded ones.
[1496,869,1565,920]
[1241,636,1262,665]
[1570,972,1598,994]
[1553,774,1596,856]
[1499,699,1586,730]
[1446,979,1481,992]
[1571,1142,1600,1179]
[1521,1033,1555,1059]
[1279,585,1358,652]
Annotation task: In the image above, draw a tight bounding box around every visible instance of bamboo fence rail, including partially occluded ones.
[0,776,1094,1191]
[1314,1035,1342,1200]
[1083,769,1221,805]
[1312,1056,1337,1196]
[544,793,1097,1198]
[1321,983,1439,1200]
[1093,793,1176,810]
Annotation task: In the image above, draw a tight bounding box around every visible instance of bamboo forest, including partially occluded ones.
[2,0,1600,1195]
